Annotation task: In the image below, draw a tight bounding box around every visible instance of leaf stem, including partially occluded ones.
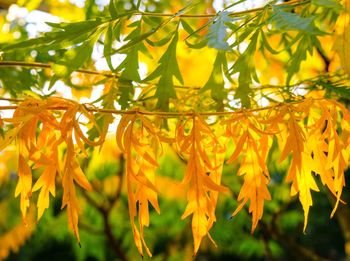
[0,98,323,117]
[133,0,310,18]
[0,61,118,78]
[0,61,343,93]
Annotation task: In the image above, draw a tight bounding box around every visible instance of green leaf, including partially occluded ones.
[104,23,114,71]
[65,38,96,69]
[114,19,151,108]
[109,0,118,18]
[184,10,214,49]
[230,30,260,107]
[2,19,104,52]
[234,83,251,108]
[113,19,123,42]
[230,24,256,48]
[115,28,156,53]
[319,81,350,99]
[156,32,183,85]
[53,33,98,77]
[185,38,208,49]
[260,30,280,54]
[271,6,324,35]
[0,66,37,95]
[142,16,162,28]
[113,11,179,54]
[286,34,317,85]
[0,126,4,139]
[312,0,342,9]
[47,19,103,32]
[201,51,229,110]
[116,20,146,82]
[207,11,233,50]
[118,47,140,81]
[118,79,134,109]
[180,19,194,35]
[144,27,183,111]
[145,33,173,47]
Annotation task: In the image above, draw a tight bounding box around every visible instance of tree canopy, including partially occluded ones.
[1,0,350,260]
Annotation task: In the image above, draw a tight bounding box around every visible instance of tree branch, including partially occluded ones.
[101,208,127,261]
[0,97,323,117]
[133,0,310,18]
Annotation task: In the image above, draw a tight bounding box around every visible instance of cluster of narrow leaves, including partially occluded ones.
[0,97,102,245]
[176,115,227,253]
[223,114,272,233]
[116,111,163,257]
[1,96,350,255]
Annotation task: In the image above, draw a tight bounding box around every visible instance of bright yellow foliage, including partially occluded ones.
[224,115,272,232]
[177,114,227,254]
[1,96,350,256]
[116,111,163,257]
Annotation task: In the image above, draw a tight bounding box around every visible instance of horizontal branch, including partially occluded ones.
[0,98,321,118]
[0,61,342,94]
[0,61,118,78]
[128,0,310,18]
[0,0,310,19]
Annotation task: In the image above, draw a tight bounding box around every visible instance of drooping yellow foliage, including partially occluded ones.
[31,122,59,220]
[0,97,102,245]
[1,96,350,255]
[57,98,95,243]
[116,111,163,257]
[224,114,272,232]
[269,99,350,231]
[177,114,227,254]
[6,98,61,219]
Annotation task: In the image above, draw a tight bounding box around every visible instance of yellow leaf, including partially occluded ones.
[177,115,227,255]
[333,26,350,75]
[15,155,32,218]
[61,135,92,244]
[280,116,305,171]
[231,128,271,232]
[116,111,162,257]
[32,166,57,220]
[61,170,81,243]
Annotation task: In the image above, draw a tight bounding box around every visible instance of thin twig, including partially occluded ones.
[0,98,325,118]
[1,61,346,93]
[0,97,25,102]
[79,158,127,261]
[101,209,128,261]
[79,221,104,234]
[82,189,128,261]
[0,98,322,117]
[0,61,118,78]
[133,0,310,18]
[81,190,105,212]
[108,154,125,205]
[1,62,346,99]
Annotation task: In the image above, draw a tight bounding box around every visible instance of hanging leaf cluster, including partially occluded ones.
[1,96,350,255]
